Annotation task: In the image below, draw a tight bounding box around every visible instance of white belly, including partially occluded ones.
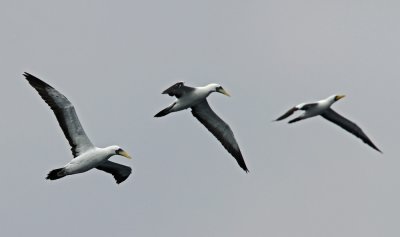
[63,149,110,175]
[171,91,208,112]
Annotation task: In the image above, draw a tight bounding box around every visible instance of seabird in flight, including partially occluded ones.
[154,82,248,172]
[275,94,382,153]
[24,72,132,184]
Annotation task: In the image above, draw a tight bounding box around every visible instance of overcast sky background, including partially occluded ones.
[1,1,399,236]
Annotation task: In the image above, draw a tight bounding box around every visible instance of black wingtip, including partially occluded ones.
[365,139,382,154]
[237,158,249,173]
[161,82,185,96]
[373,146,383,154]
[23,72,52,88]
[23,72,41,81]
[46,168,66,180]
[154,110,168,117]
[23,72,35,80]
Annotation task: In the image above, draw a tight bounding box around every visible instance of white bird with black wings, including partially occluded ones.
[155,82,248,172]
[275,94,382,153]
[24,73,133,184]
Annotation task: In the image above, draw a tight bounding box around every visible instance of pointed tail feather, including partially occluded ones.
[46,168,67,180]
[154,103,175,117]
[288,116,305,124]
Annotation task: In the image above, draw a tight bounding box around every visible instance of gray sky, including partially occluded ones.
[1,0,399,236]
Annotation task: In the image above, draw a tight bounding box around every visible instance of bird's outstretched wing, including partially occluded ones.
[24,72,95,157]
[191,100,248,172]
[96,161,132,184]
[275,107,299,121]
[275,103,318,121]
[162,82,195,98]
[321,108,382,153]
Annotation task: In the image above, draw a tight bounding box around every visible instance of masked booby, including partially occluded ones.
[154,82,248,172]
[24,72,132,184]
[275,94,382,153]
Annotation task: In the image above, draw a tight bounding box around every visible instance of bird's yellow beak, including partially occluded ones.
[118,150,132,159]
[335,95,346,100]
[217,87,231,97]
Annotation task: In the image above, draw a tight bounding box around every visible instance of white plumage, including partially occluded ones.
[155,82,248,172]
[24,73,132,184]
[275,94,382,153]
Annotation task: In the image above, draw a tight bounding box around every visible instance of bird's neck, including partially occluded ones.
[198,85,215,97]
[99,147,116,157]
[320,97,336,108]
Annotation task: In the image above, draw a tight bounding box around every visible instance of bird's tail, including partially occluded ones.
[46,168,67,180]
[288,116,304,124]
[154,103,175,117]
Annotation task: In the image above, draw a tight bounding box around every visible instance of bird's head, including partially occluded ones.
[333,94,346,101]
[110,145,132,159]
[327,94,345,103]
[208,83,230,97]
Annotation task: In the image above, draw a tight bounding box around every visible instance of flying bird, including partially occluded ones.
[155,82,248,172]
[275,94,382,153]
[24,72,132,184]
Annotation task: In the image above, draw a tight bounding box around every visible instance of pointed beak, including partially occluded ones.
[118,150,132,159]
[336,95,346,100]
[217,88,231,97]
